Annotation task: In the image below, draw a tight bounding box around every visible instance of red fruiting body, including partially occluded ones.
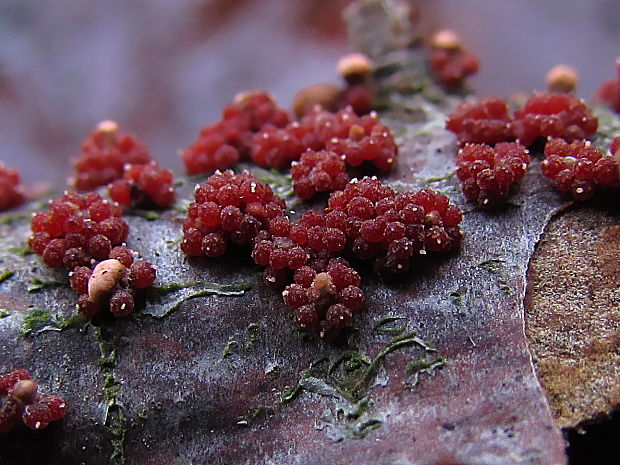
[596,59,620,114]
[72,121,151,191]
[29,192,127,270]
[108,161,176,208]
[182,91,290,175]
[541,138,619,201]
[0,162,25,212]
[290,150,349,200]
[129,260,157,289]
[512,92,598,147]
[0,369,66,433]
[109,289,135,317]
[429,46,479,89]
[109,245,135,268]
[282,258,364,340]
[456,142,530,205]
[181,170,286,257]
[446,97,513,145]
[342,84,373,116]
[69,266,92,295]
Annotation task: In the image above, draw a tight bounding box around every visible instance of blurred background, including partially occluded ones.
[0,0,618,186]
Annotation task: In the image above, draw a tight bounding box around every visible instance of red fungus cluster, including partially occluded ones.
[541,138,619,201]
[72,120,151,191]
[446,93,598,148]
[283,258,363,341]
[0,162,25,212]
[29,191,156,318]
[183,171,463,339]
[0,369,66,433]
[596,58,620,114]
[291,150,349,199]
[428,30,479,89]
[29,191,128,268]
[456,142,530,206]
[182,91,290,175]
[108,161,176,208]
[512,93,598,147]
[182,90,397,180]
[446,98,513,146]
[181,170,286,257]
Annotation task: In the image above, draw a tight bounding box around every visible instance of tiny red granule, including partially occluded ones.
[512,92,598,147]
[326,111,398,172]
[182,91,290,175]
[446,97,513,145]
[181,170,286,258]
[0,162,25,212]
[456,142,530,206]
[541,138,619,201]
[0,369,66,433]
[282,258,364,340]
[29,191,127,270]
[108,161,176,208]
[596,58,620,114]
[72,120,151,191]
[290,150,349,200]
[428,31,479,89]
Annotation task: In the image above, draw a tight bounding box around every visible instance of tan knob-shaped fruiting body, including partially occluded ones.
[313,272,336,297]
[11,379,38,404]
[431,29,461,50]
[88,259,127,303]
[233,89,276,106]
[546,65,579,93]
[95,119,119,134]
[337,53,373,83]
[292,83,342,118]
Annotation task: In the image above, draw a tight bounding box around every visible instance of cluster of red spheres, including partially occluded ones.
[0,162,25,212]
[541,138,620,201]
[181,170,286,258]
[446,91,606,203]
[182,91,290,174]
[72,120,151,191]
[428,30,480,89]
[447,92,598,149]
[182,90,398,182]
[108,161,176,208]
[28,191,156,318]
[597,58,620,114]
[456,142,530,206]
[0,369,66,433]
[283,258,364,341]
